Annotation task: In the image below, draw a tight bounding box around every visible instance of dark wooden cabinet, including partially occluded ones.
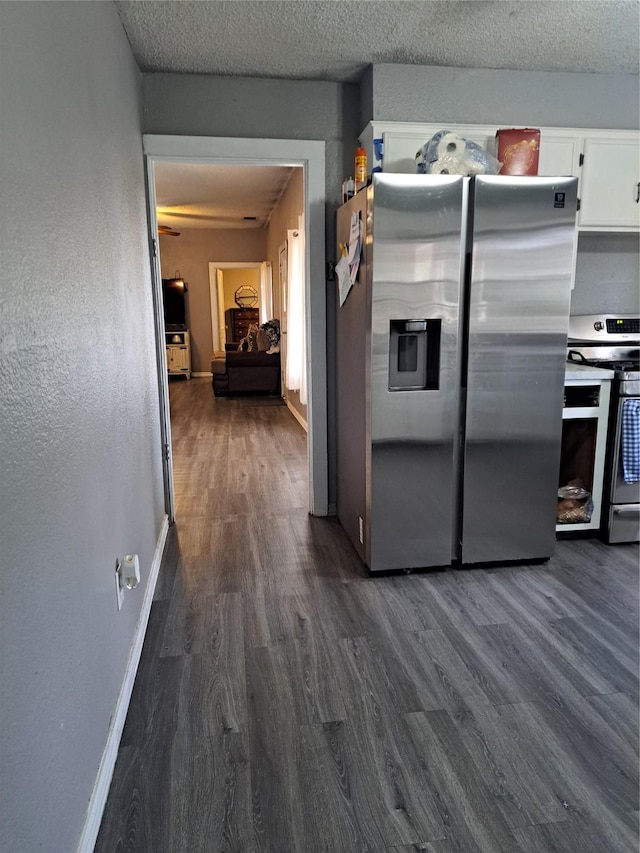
[225,308,259,343]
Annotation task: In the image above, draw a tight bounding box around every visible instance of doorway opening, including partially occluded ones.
[209,264,265,355]
[143,135,327,520]
[207,261,305,431]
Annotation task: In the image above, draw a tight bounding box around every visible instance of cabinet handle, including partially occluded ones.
[636,182,640,203]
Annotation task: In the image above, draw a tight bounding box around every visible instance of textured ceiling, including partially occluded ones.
[154,162,296,230]
[133,1,639,231]
[116,0,639,80]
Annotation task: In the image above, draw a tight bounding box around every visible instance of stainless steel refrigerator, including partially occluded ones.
[336,173,578,572]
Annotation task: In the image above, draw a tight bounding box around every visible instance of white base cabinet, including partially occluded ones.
[166,330,191,379]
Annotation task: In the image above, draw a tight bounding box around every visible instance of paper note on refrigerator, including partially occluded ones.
[336,254,351,307]
[348,214,362,285]
[338,212,362,307]
[348,212,360,256]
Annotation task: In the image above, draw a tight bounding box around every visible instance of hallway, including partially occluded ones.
[96,378,639,852]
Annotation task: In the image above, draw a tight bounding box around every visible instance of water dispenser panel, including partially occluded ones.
[397,334,419,373]
[389,319,441,391]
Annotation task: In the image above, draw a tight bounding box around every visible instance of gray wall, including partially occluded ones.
[143,73,361,218]
[364,64,640,129]
[572,234,640,315]
[0,3,165,851]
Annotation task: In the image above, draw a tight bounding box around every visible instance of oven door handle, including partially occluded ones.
[613,506,640,516]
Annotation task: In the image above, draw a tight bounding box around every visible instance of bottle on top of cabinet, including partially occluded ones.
[355,147,367,192]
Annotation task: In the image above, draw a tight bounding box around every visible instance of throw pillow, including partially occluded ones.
[262,319,281,352]
[256,328,270,351]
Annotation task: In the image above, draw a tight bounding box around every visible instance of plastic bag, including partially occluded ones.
[416,130,502,177]
[556,483,593,524]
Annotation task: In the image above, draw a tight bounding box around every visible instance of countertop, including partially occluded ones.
[564,362,615,381]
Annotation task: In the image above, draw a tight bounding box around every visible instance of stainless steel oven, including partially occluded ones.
[606,370,640,541]
[567,315,640,543]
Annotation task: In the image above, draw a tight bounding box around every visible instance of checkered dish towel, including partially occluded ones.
[622,399,640,483]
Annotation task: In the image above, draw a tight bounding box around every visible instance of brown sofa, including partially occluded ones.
[211,349,281,397]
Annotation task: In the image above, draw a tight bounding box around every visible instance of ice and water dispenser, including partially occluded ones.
[388,319,441,391]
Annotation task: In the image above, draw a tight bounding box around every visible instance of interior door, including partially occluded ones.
[216,269,225,348]
[144,156,175,522]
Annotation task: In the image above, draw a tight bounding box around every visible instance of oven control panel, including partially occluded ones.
[606,318,640,334]
[568,314,640,343]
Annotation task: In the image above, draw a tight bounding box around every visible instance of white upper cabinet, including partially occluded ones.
[578,135,640,231]
[361,122,639,233]
[361,122,497,175]
[537,134,581,178]
[381,130,433,174]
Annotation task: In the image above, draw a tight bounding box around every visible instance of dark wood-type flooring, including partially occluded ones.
[96,377,639,853]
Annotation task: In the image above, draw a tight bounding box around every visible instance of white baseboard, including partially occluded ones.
[286,399,308,432]
[76,514,170,853]
[192,371,212,378]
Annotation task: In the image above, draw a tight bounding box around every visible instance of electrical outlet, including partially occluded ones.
[114,559,124,611]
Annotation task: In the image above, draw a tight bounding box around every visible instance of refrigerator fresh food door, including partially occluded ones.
[336,189,370,566]
[368,174,467,571]
[462,175,578,564]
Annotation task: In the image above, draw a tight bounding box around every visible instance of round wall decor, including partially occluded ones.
[234,285,258,308]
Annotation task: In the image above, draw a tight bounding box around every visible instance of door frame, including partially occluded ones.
[143,134,328,517]
[278,241,288,401]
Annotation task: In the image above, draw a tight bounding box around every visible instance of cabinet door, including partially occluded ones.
[579,136,640,230]
[173,347,190,372]
[538,134,581,178]
[167,345,189,373]
[382,131,434,173]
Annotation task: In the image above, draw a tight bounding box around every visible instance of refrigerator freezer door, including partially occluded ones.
[462,175,578,564]
[368,174,467,571]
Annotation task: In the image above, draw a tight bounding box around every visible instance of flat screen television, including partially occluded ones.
[162,277,187,330]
